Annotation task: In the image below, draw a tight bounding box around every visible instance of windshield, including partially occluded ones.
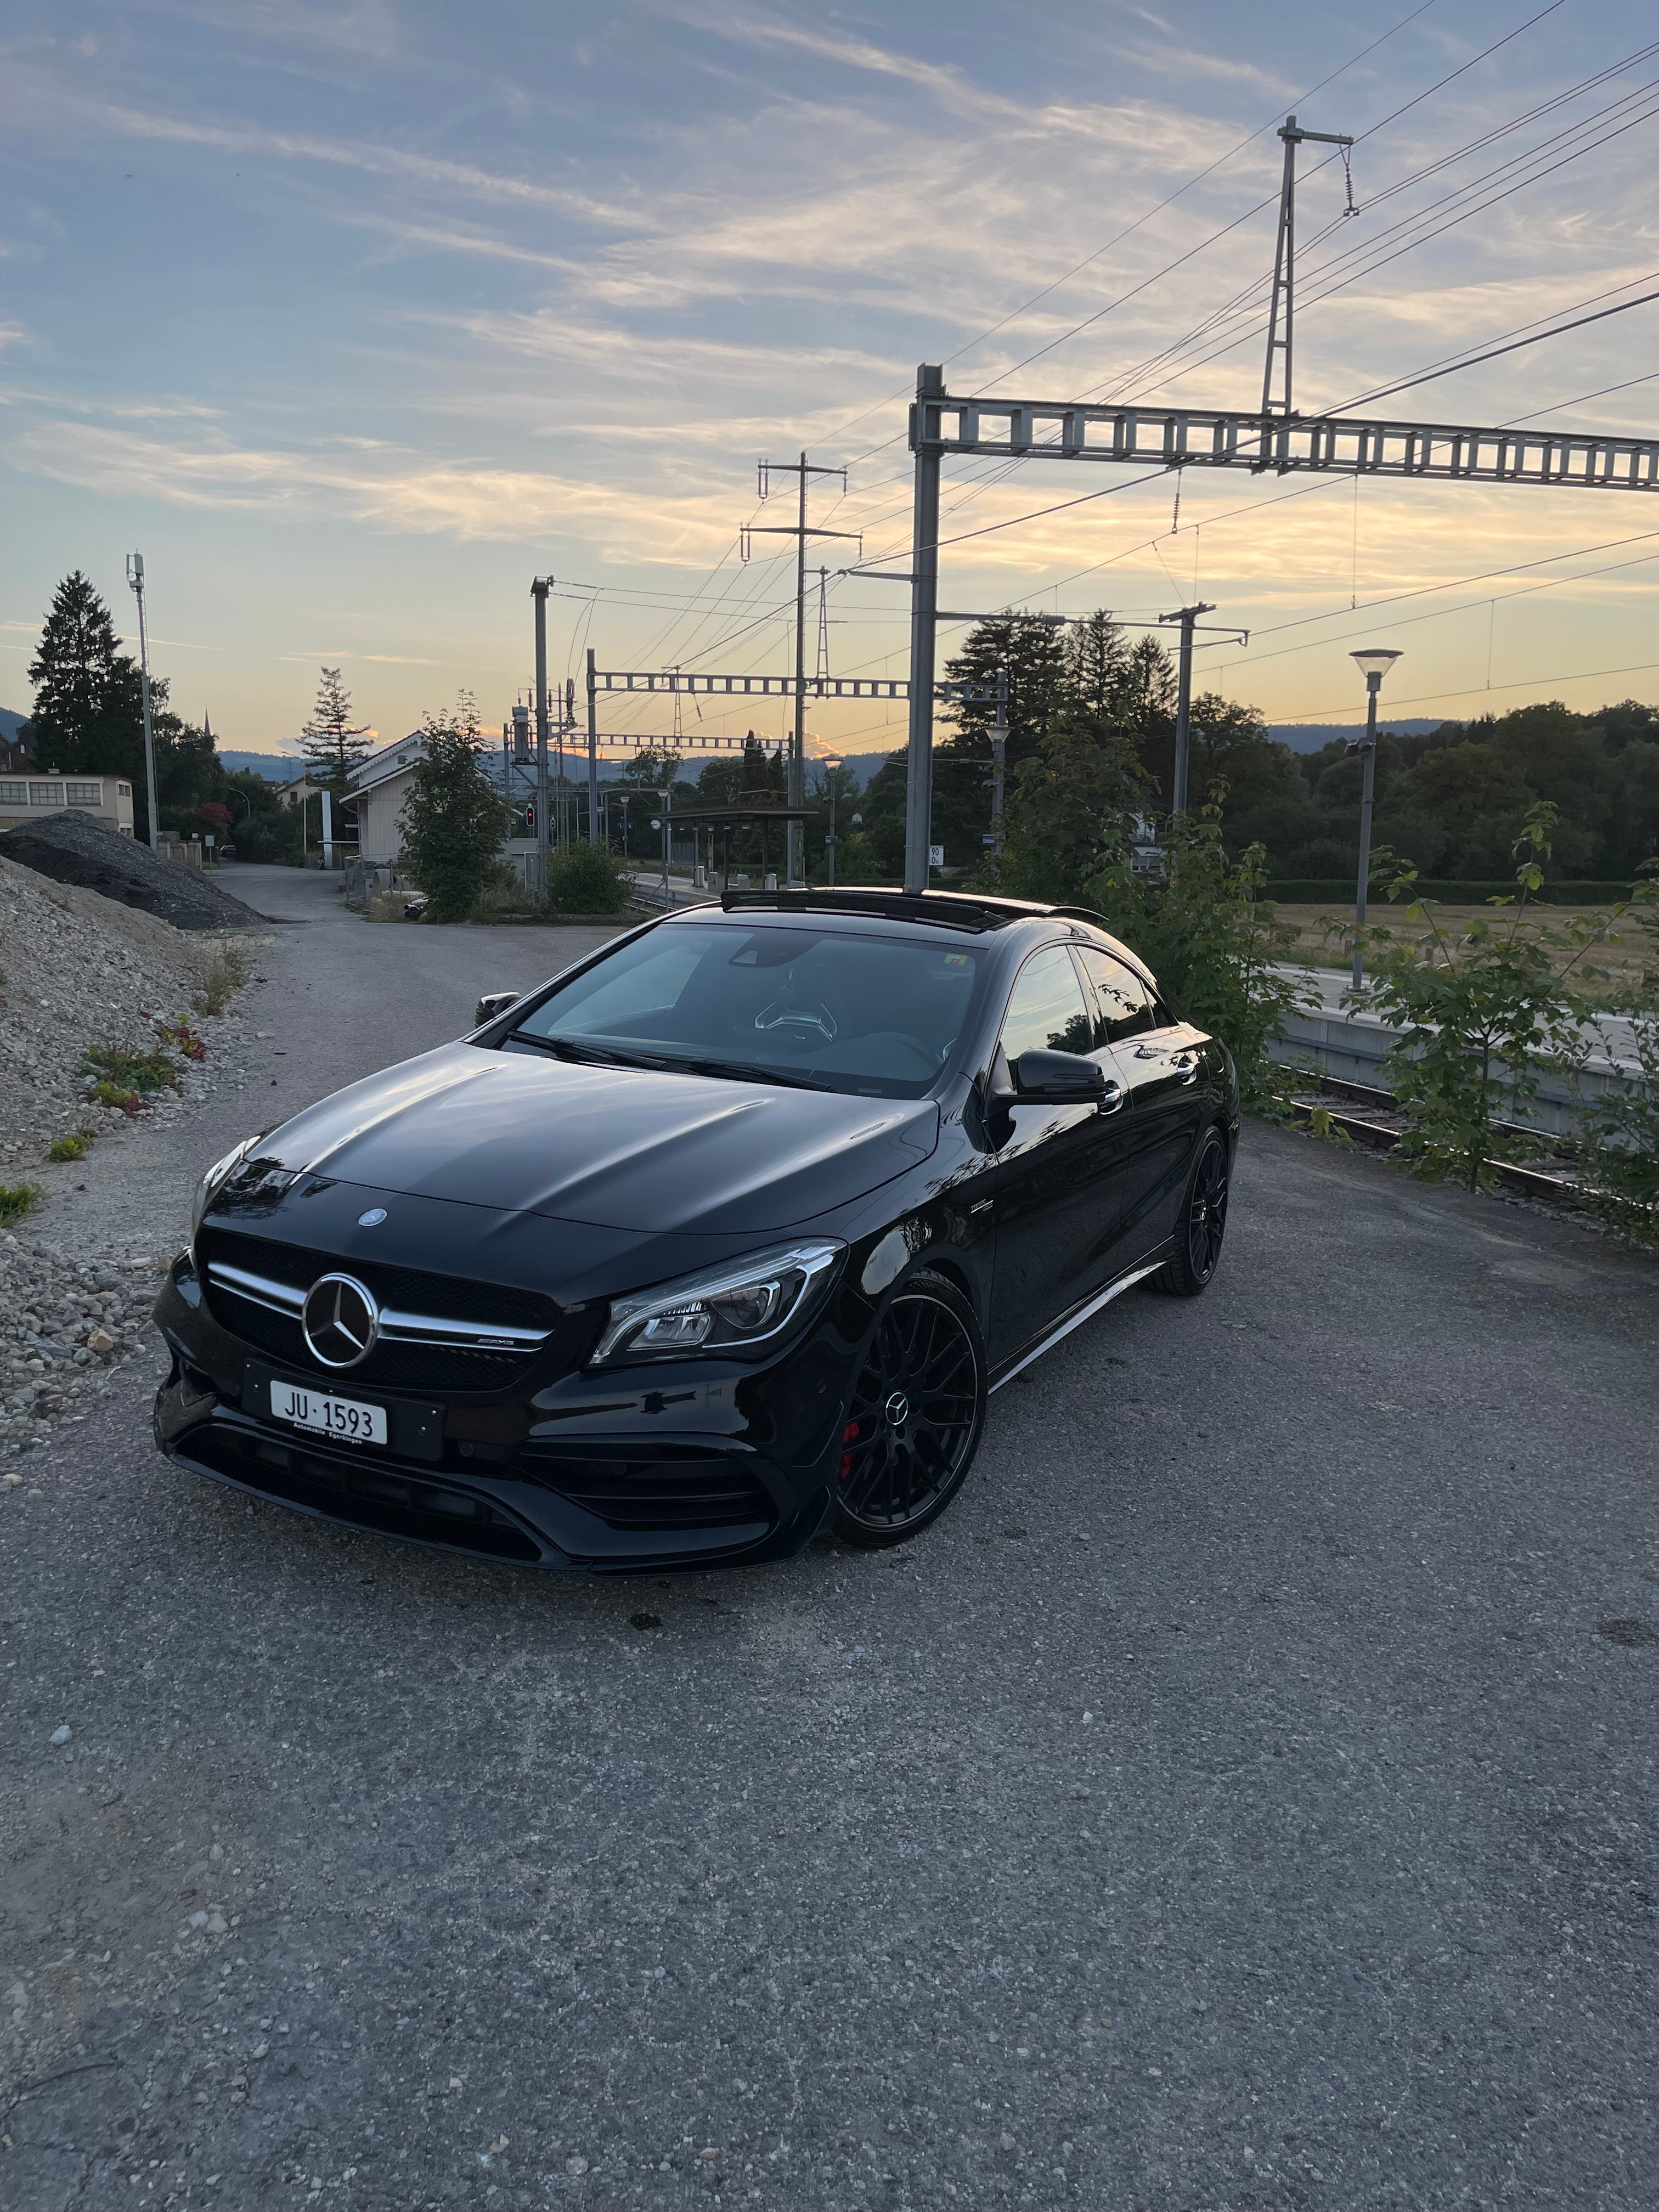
[509,922,983,1098]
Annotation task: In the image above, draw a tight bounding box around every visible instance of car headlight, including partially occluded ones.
[189,1132,264,1244]
[591,1240,844,1365]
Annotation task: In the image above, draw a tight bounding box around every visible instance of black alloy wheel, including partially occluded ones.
[1149,1126,1231,1297]
[834,1271,986,1548]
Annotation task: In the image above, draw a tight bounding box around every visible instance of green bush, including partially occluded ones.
[543,841,634,916]
[1356,805,1622,1190]
[83,1042,180,1094]
[1582,868,1659,1241]
[1084,805,1313,1114]
[48,1130,96,1163]
[398,696,514,923]
[0,1181,43,1228]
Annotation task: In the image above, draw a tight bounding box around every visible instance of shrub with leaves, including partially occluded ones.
[193,941,254,1017]
[543,840,634,916]
[83,1042,180,1094]
[0,1181,43,1228]
[1084,803,1311,1113]
[398,694,514,924]
[48,1129,97,1163]
[156,1017,206,1061]
[1581,867,1659,1240]
[1348,804,1621,1191]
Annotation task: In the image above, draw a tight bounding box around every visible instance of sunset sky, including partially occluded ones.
[2,0,1656,760]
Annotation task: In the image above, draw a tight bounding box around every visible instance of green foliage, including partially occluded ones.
[618,744,685,793]
[48,1130,96,1163]
[192,941,255,1017]
[1084,804,1312,1113]
[542,840,634,915]
[1581,870,1659,1242]
[83,1041,181,1094]
[994,725,1143,903]
[1352,804,1621,1191]
[155,1017,207,1061]
[89,1080,144,1114]
[398,694,514,923]
[298,667,373,798]
[0,1181,44,1228]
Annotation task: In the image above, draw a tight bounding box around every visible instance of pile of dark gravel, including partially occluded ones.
[0,811,267,929]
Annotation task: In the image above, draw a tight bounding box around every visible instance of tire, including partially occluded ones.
[1147,1125,1231,1297]
[833,1269,987,1549]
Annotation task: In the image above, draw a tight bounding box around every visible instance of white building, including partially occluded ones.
[348,732,541,886]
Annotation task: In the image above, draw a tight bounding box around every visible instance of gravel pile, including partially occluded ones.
[0,1237,167,1466]
[0,855,262,1164]
[1,810,267,929]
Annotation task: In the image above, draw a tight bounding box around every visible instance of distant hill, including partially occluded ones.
[1270,718,1444,753]
[1,707,29,746]
[219,750,307,781]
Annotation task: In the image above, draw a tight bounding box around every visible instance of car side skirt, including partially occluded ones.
[989,1252,1171,1394]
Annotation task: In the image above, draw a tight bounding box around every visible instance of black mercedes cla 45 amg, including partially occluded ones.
[153,890,1239,1574]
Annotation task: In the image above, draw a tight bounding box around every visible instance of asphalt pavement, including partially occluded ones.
[3,864,1656,2211]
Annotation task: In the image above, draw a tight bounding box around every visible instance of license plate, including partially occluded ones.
[269,1382,387,1447]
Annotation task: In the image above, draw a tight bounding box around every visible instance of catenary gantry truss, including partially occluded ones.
[913,390,1659,492]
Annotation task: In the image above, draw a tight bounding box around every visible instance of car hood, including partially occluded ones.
[251,1042,940,1235]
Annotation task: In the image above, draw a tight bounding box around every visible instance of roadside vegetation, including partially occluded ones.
[0,1181,43,1228]
[397,695,515,923]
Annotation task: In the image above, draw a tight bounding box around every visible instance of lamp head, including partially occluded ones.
[1351,647,1401,691]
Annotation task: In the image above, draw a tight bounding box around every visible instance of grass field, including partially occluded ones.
[1272,901,1652,999]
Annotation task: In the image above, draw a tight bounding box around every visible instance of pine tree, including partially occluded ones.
[300,667,373,797]
[26,571,150,779]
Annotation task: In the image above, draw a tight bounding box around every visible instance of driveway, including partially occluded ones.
[3,867,1656,2210]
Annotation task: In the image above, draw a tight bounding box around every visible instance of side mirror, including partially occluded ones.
[1012,1048,1109,1104]
[474,990,522,1028]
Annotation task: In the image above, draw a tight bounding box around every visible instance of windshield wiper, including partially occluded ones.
[680,1057,833,1092]
[510,1033,671,1072]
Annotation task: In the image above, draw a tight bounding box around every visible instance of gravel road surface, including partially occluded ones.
[4,865,1656,2211]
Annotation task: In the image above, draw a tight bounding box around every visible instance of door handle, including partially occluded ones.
[1096,1079,1126,1115]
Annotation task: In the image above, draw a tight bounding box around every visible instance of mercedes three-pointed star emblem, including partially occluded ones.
[301,1273,381,1370]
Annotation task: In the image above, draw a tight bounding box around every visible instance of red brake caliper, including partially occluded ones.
[838,1420,860,1482]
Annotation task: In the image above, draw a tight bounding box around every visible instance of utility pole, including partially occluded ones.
[1159,603,1216,815]
[743,457,860,885]
[989,665,1008,851]
[124,554,161,849]
[1262,114,1353,420]
[904,365,946,894]
[531,576,552,895]
[585,652,601,843]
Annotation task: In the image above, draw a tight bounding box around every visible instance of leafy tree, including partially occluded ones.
[25,571,157,831]
[398,693,514,922]
[941,613,1071,775]
[1348,804,1620,1189]
[1582,866,1659,1240]
[299,667,373,798]
[1085,803,1310,1112]
[993,724,1143,903]
[619,744,684,792]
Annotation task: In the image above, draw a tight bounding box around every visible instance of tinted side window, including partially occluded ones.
[1000,945,1092,1061]
[1078,947,1159,1046]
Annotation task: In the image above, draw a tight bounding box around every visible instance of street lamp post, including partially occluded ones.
[1348,648,1402,990]
[818,753,843,885]
[125,554,161,849]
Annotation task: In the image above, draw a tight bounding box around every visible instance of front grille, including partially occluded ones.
[196,1227,585,1395]
[518,1444,775,1534]
[183,1422,544,1564]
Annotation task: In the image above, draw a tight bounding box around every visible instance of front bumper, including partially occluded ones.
[152,1259,850,1575]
